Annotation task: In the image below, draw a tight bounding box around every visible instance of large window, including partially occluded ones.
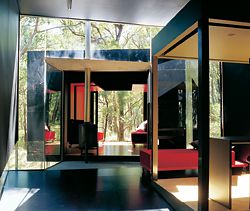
[9,16,86,170]
[91,21,160,51]
[7,16,162,169]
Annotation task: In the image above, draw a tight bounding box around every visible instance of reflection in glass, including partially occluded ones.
[45,69,62,158]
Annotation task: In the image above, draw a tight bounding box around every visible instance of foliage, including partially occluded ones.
[210,103,221,137]
[209,62,221,137]
[98,91,144,141]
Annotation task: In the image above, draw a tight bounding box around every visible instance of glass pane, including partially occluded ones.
[209,61,221,138]
[91,21,161,61]
[45,68,62,159]
[17,15,86,169]
[185,60,198,147]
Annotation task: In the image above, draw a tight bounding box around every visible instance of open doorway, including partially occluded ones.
[63,76,148,157]
[98,89,147,156]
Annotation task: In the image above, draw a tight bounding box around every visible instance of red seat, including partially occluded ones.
[45,131,56,142]
[97,132,104,141]
[140,149,248,172]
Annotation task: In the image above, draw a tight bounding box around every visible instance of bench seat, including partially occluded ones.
[140,149,248,172]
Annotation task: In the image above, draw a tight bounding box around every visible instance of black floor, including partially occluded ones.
[2,163,173,211]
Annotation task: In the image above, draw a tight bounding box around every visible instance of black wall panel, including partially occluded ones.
[0,0,19,176]
[158,88,179,128]
[223,63,250,136]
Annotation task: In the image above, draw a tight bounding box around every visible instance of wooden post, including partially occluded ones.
[84,68,91,122]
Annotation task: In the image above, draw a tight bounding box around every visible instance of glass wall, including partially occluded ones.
[90,21,160,156]
[209,62,221,138]
[91,21,160,51]
[156,59,222,210]
[7,16,162,169]
[45,68,62,158]
[185,60,198,147]
[7,16,86,170]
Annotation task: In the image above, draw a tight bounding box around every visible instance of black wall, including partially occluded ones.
[158,87,179,128]
[223,63,250,136]
[0,0,19,176]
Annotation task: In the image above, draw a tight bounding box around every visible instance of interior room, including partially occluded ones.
[0,0,249,210]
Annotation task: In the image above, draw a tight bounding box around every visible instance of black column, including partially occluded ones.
[0,0,19,176]
[197,16,210,211]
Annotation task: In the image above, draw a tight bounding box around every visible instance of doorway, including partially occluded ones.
[97,90,146,156]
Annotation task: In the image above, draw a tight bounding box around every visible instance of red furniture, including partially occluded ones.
[97,132,104,141]
[45,131,56,142]
[140,149,248,172]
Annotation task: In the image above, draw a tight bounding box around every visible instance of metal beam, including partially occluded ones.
[152,56,158,180]
[197,15,210,211]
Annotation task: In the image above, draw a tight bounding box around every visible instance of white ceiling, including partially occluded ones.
[45,58,150,72]
[18,0,189,26]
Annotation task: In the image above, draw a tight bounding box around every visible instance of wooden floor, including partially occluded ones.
[157,174,250,210]
[0,164,173,211]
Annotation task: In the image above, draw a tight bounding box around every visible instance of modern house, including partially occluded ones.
[1,0,250,210]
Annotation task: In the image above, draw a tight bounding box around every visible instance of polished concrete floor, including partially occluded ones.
[46,141,146,157]
[1,163,173,211]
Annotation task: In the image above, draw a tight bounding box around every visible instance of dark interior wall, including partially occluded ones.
[158,60,185,128]
[223,63,250,136]
[0,0,19,176]
[158,88,179,128]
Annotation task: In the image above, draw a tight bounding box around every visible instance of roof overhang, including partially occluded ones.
[45,57,150,72]
[152,0,250,64]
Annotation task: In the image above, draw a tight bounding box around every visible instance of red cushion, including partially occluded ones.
[45,131,56,141]
[231,150,235,165]
[140,149,247,171]
[97,132,104,141]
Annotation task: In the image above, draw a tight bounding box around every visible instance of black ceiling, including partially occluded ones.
[64,71,148,91]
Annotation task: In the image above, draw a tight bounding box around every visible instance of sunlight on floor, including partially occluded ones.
[157,174,250,210]
[102,141,132,146]
[0,188,39,210]
[173,185,198,202]
[232,174,249,198]
[159,174,250,203]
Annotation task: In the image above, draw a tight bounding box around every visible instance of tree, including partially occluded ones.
[98,91,143,141]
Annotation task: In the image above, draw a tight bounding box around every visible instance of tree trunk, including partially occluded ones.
[51,94,60,123]
[103,93,109,141]
[104,113,108,141]
[23,102,27,144]
[112,92,118,139]
[117,92,125,141]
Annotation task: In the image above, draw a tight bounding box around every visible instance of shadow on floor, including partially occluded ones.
[1,164,173,211]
